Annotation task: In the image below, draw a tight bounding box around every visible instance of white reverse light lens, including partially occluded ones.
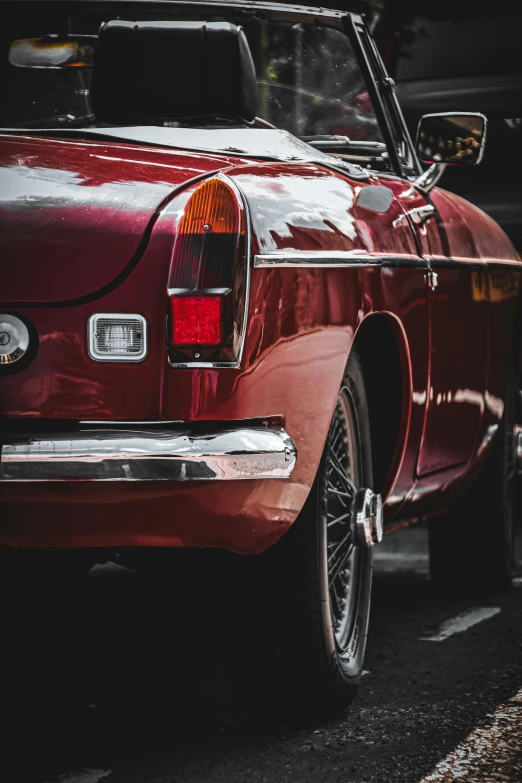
[88,314,147,362]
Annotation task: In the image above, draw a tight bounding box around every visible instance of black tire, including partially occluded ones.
[428,366,517,594]
[233,351,374,718]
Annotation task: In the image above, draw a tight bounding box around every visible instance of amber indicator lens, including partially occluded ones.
[169,178,241,291]
[171,296,222,346]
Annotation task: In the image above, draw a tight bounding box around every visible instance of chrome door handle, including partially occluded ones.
[393,203,436,228]
[407,204,436,225]
[425,270,438,291]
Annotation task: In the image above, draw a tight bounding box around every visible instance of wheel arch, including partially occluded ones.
[351,312,412,499]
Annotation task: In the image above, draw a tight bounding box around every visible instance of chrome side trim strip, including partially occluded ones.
[427,257,521,270]
[0,425,297,482]
[253,252,422,268]
[468,259,522,268]
[253,253,522,271]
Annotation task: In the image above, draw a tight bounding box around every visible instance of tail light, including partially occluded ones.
[167,176,248,366]
[171,296,222,346]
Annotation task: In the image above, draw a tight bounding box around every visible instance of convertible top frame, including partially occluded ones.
[2,0,421,178]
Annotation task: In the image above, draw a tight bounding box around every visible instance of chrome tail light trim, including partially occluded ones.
[168,172,252,369]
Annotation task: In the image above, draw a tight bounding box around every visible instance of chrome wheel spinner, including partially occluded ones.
[352,487,383,549]
[514,425,522,474]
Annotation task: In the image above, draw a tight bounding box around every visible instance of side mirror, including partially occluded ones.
[416,112,487,166]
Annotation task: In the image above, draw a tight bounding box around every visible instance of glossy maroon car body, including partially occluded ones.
[0,2,520,554]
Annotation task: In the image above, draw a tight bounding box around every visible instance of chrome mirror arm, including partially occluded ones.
[413,162,447,193]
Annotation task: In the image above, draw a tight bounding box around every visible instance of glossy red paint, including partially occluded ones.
[1,139,521,552]
[0,134,243,304]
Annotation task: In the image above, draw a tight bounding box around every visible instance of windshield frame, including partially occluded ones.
[0,1,411,176]
[2,0,349,26]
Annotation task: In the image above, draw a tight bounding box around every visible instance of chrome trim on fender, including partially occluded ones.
[487,259,522,268]
[253,252,522,271]
[0,425,296,482]
[253,252,422,268]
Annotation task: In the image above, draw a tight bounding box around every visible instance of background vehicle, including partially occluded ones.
[0,1,520,718]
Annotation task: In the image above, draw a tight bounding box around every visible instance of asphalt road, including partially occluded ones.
[1,524,521,783]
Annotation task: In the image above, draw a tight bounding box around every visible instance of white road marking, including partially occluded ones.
[420,687,522,782]
[513,576,522,587]
[420,607,501,642]
[44,770,111,783]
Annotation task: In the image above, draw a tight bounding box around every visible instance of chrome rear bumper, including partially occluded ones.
[0,424,297,482]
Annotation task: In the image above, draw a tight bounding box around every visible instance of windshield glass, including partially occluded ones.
[0,0,384,145]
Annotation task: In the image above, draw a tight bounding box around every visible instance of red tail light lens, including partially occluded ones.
[171,296,222,346]
[168,176,247,364]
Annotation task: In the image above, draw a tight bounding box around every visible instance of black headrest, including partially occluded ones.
[91,20,258,125]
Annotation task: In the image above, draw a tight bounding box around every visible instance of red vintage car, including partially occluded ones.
[0,1,520,717]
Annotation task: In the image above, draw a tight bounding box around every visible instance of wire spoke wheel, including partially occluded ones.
[325,386,365,654]
[233,352,374,717]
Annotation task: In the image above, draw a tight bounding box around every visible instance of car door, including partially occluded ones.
[416,189,489,475]
[381,181,489,478]
[351,15,489,477]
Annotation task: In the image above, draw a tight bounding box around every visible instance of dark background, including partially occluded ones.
[292,0,522,251]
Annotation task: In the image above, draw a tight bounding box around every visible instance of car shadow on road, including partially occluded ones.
[1,531,521,783]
